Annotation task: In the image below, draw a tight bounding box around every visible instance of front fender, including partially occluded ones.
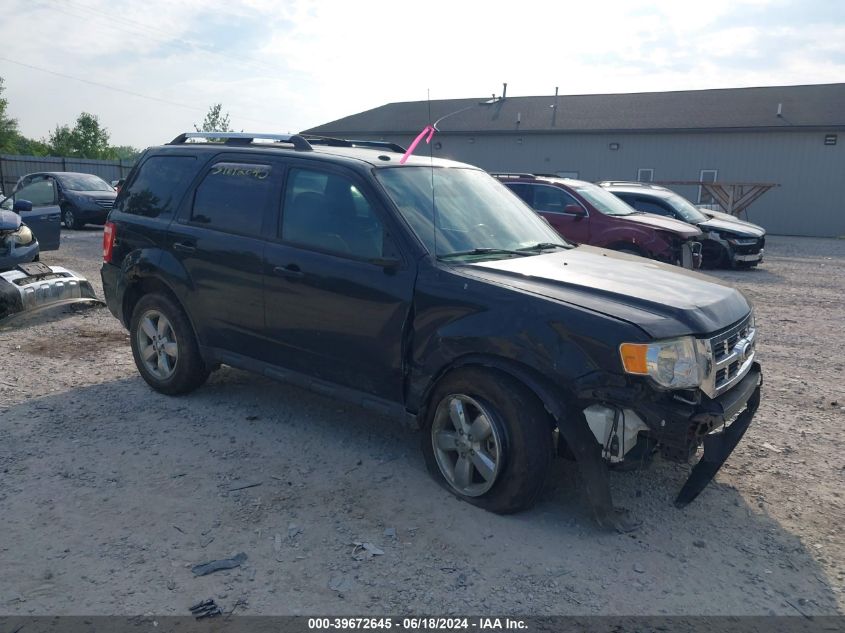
[603,226,671,258]
[406,265,637,413]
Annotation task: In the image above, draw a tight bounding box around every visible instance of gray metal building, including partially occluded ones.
[304,83,845,237]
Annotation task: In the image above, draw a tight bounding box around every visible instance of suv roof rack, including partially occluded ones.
[597,180,667,190]
[168,132,313,151]
[490,172,538,179]
[301,135,406,154]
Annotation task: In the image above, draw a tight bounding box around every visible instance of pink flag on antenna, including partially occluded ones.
[399,125,436,164]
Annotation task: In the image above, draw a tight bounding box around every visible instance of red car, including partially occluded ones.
[495,174,702,268]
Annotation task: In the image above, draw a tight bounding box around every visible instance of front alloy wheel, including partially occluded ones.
[431,395,503,497]
[136,309,179,380]
[421,367,553,514]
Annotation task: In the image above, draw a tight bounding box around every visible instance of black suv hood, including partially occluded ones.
[461,246,750,339]
[699,217,765,238]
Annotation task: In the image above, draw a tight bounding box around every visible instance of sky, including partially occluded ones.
[1,0,844,149]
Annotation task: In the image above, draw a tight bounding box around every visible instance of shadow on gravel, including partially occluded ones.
[704,267,784,286]
[0,369,839,616]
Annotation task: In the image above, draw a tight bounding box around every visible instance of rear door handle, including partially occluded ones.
[173,241,196,254]
[273,264,304,279]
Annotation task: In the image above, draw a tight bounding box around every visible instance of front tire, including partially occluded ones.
[422,368,553,514]
[129,293,209,395]
[701,240,728,268]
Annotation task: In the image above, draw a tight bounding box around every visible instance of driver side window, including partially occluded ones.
[12,178,57,207]
[632,197,673,217]
[533,185,580,213]
[281,168,385,259]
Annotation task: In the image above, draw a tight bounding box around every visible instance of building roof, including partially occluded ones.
[303,83,845,135]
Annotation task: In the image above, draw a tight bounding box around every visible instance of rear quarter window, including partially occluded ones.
[189,162,274,237]
[116,155,197,218]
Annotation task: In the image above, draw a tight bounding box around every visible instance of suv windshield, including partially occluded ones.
[58,174,114,192]
[569,182,636,216]
[376,167,569,260]
[664,192,708,223]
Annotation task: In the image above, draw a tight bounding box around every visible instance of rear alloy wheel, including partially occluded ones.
[422,368,553,514]
[62,207,81,230]
[129,293,209,395]
[136,309,179,381]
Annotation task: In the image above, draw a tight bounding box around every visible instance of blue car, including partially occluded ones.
[2,171,116,232]
[0,176,62,249]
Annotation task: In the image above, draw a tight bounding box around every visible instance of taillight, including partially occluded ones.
[103,221,116,263]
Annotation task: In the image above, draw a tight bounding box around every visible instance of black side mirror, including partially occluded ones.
[13,199,33,213]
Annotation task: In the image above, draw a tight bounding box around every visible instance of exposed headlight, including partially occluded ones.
[619,336,705,389]
[12,225,34,245]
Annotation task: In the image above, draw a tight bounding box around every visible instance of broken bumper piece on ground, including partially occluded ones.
[0,262,104,329]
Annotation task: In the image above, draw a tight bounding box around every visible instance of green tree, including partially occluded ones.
[0,77,20,154]
[194,103,231,133]
[12,134,50,156]
[48,124,76,156]
[73,112,111,158]
[109,145,142,161]
[47,112,112,159]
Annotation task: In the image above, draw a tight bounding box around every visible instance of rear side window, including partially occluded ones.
[190,162,274,237]
[118,156,197,218]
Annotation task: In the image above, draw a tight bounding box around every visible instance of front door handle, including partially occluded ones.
[173,241,196,254]
[273,264,304,279]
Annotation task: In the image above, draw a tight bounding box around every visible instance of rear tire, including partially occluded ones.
[421,368,553,514]
[129,293,209,395]
[62,206,83,230]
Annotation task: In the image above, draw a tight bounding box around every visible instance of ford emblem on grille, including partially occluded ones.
[735,339,752,362]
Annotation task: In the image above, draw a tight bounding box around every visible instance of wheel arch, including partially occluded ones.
[606,240,646,256]
[121,275,206,361]
[415,354,572,432]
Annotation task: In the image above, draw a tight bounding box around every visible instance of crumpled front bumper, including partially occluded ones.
[637,362,762,506]
[0,262,104,328]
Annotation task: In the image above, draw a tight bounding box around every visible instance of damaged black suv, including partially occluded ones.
[101,132,762,529]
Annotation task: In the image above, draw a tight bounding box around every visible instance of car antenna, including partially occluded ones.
[428,89,437,259]
[397,95,478,258]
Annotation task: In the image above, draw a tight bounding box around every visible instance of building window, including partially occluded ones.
[637,168,654,183]
[698,169,718,204]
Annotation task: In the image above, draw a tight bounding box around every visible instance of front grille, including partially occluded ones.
[734,240,763,255]
[95,198,114,210]
[700,313,756,398]
[711,317,753,361]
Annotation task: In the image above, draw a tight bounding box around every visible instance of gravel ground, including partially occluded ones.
[1,229,843,616]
